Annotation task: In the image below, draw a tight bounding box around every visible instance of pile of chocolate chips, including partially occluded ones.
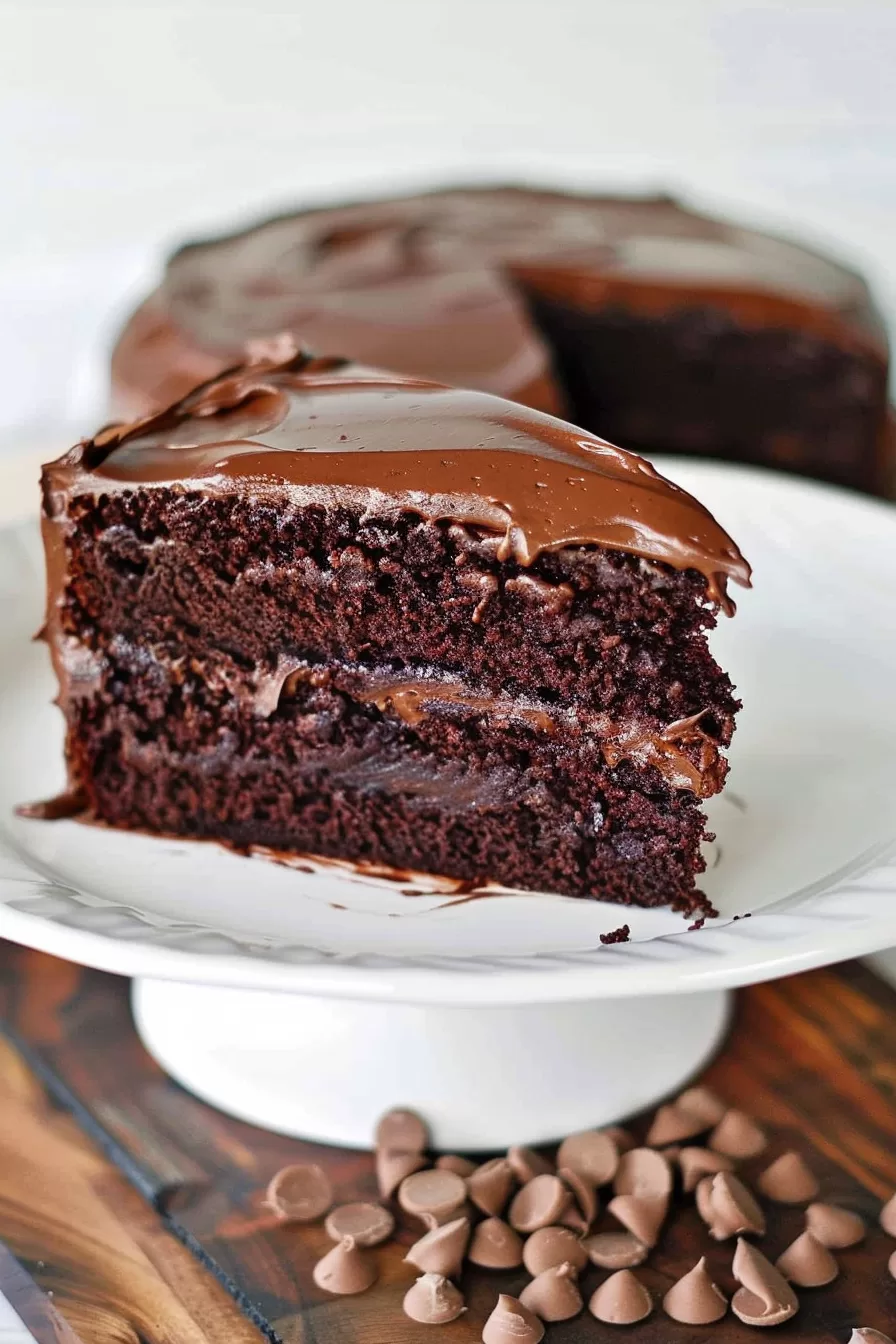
[264,1090,896,1339]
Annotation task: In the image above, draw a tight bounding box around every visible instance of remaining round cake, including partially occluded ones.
[35,345,750,913]
[112,186,892,495]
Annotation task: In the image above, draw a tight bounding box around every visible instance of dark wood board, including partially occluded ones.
[0,1023,269,1343]
[2,940,896,1342]
[0,1242,87,1344]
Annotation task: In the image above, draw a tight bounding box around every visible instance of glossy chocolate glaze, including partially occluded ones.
[111,186,888,419]
[58,348,750,613]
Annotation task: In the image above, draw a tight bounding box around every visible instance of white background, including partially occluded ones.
[0,0,894,441]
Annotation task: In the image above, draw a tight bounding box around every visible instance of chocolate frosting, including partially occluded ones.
[57,347,750,613]
[111,186,888,420]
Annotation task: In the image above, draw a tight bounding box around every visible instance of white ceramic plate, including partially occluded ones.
[1,459,895,1005]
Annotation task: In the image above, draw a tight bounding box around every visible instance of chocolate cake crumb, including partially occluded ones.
[600,925,631,945]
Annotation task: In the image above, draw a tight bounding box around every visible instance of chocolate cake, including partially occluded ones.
[36,345,750,912]
[111,186,893,495]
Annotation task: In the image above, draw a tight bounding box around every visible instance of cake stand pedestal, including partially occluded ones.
[132,979,730,1150]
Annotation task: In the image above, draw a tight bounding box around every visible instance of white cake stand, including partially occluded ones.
[1,459,895,1151]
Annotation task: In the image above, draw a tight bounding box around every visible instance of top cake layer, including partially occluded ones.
[57,345,751,614]
[111,185,888,415]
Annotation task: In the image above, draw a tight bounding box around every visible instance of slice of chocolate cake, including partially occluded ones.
[35,345,750,913]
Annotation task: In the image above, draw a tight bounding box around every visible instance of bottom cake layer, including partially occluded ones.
[56,644,713,914]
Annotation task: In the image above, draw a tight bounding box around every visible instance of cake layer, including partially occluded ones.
[110,186,893,495]
[59,491,740,741]
[60,639,712,909]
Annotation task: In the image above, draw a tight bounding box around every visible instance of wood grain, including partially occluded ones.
[2,943,896,1342]
[0,955,264,1344]
[0,1242,86,1344]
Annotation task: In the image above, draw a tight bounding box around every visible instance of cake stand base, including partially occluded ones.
[132,979,732,1150]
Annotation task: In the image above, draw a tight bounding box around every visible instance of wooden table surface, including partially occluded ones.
[2,941,896,1342]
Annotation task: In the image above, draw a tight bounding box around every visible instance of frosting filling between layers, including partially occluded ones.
[57,628,725,798]
[259,660,725,798]
[45,632,727,803]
